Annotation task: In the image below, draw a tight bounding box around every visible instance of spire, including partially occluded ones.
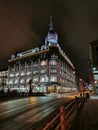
[49,16,54,30]
[45,16,58,45]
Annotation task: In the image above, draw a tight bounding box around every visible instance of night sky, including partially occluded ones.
[0,0,98,82]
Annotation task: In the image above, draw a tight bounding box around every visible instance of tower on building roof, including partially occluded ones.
[45,16,58,45]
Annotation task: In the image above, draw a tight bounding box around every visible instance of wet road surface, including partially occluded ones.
[0,95,71,130]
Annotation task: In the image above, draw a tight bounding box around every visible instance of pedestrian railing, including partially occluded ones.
[43,94,87,130]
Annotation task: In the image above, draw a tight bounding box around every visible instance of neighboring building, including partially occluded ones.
[0,70,8,90]
[89,40,98,94]
[8,17,76,93]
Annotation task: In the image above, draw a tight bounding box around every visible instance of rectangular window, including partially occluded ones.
[50,60,57,65]
[26,78,31,83]
[40,60,47,66]
[50,69,57,73]
[20,71,25,76]
[9,79,13,84]
[40,76,45,82]
[15,79,19,84]
[33,77,38,82]
[94,74,98,80]
[40,69,46,74]
[33,70,38,74]
[50,75,57,82]
[26,71,31,75]
[15,72,19,77]
[20,79,24,84]
[10,73,14,77]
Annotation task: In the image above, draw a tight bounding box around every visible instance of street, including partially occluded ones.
[0,94,72,130]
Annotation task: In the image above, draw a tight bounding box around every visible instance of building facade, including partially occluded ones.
[89,40,98,94]
[0,70,8,90]
[8,18,76,93]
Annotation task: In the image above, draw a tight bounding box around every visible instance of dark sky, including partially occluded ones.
[0,0,98,82]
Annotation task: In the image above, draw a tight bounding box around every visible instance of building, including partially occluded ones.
[8,17,76,93]
[0,70,8,90]
[89,40,98,94]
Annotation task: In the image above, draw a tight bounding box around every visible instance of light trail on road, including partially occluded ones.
[0,95,73,130]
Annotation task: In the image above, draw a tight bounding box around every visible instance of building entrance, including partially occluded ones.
[49,85,57,93]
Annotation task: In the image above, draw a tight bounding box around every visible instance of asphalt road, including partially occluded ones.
[0,94,72,130]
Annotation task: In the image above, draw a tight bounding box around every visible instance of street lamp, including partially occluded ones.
[94,80,97,95]
[29,79,34,96]
[45,75,49,94]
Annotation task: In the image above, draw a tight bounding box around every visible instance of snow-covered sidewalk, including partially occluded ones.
[71,95,98,130]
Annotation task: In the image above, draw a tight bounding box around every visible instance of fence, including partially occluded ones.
[43,94,88,130]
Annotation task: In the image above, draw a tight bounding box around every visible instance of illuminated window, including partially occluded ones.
[33,70,38,74]
[93,67,96,71]
[40,76,45,82]
[33,77,38,82]
[15,72,19,76]
[15,79,19,84]
[93,70,98,74]
[50,60,57,65]
[26,71,31,75]
[9,79,13,84]
[20,79,24,83]
[40,69,46,74]
[50,69,57,73]
[20,71,25,76]
[40,60,47,66]
[26,78,31,83]
[50,75,57,82]
[10,73,14,77]
[94,75,98,80]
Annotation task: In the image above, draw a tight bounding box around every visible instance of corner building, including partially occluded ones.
[89,40,98,94]
[8,18,76,93]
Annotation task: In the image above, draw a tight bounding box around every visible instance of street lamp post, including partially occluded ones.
[94,80,97,95]
[79,78,84,97]
[45,75,49,94]
[29,79,32,96]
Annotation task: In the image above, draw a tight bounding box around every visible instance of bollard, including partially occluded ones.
[60,106,66,130]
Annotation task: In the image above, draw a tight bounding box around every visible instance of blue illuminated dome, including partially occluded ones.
[45,16,58,45]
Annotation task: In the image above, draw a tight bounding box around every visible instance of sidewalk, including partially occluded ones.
[71,95,98,130]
